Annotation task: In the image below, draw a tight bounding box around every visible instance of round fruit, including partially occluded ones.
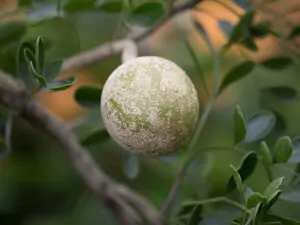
[100,56,199,156]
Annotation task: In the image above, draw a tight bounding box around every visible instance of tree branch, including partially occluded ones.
[61,0,202,73]
[0,71,161,225]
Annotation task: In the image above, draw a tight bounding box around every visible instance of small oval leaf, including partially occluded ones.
[234,105,247,144]
[243,111,276,144]
[227,152,257,193]
[261,57,293,70]
[127,2,164,27]
[264,86,297,101]
[123,153,140,180]
[74,85,102,109]
[229,164,244,194]
[273,136,293,163]
[218,61,255,95]
[44,77,75,91]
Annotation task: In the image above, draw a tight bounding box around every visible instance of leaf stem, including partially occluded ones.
[183,197,249,213]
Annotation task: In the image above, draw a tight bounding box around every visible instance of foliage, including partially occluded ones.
[1,0,300,225]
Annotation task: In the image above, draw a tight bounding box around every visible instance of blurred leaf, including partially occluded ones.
[64,0,96,12]
[193,21,215,54]
[263,86,297,101]
[184,38,209,95]
[177,204,203,225]
[127,2,164,27]
[123,153,140,180]
[97,0,123,12]
[250,22,276,38]
[241,36,258,51]
[35,36,44,74]
[288,26,300,40]
[265,214,300,225]
[234,105,246,144]
[218,61,255,95]
[261,57,293,70]
[43,60,63,81]
[18,0,34,6]
[263,177,284,199]
[246,192,266,208]
[260,141,273,166]
[218,20,234,38]
[243,111,276,144]
[187,204,203,225]
[81,128,110,146]
[199,214,232,225]
[229,164,244,194]
[232,0,251,10]
[273,136,293,163]
[227,152,257,193]
[251,203,264,225]
[226,11,255,49]
[74,85,102,109]
[44,76,75,91]
[0,21,27,46]
[264,190,282,212]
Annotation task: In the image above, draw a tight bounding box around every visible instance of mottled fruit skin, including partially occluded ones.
[100,56,200,156]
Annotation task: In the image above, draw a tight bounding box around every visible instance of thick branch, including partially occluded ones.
[61,0,202,73]
[0,71,160,225]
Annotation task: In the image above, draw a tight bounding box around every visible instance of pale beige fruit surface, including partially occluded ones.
[100,56,200,156]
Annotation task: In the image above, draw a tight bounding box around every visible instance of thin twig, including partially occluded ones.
[61,0,203,73]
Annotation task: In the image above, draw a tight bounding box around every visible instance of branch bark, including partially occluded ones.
[0,70,161,225]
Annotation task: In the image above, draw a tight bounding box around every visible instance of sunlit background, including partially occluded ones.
[1,0,300,224]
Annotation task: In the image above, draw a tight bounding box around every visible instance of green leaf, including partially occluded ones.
[218,20,234,38]
[264,190,282,212]
[227,152,258,193]
[44,77,75,91]
[288,26,300,40]
[226,11,255,49]
[263,86,297,101]
[229,164,244,194]
[127,2,164,27]
[29,61,47,88]
[97,0,124,12]
[123,153,140,180]
[273,136,293,163]
[263,177,284,198]
[64,0,96,12]
[0,21,27,46]
[74,85,102,109]
[18,0,34,6]
[246,192,266,208]
[17,42,37,89]
[43,60,63,81]
[81,128,110,146]
[265,214,300,225]
[35,36,45,74]
[184,38,209,95]
[250,22,276,38]
[218,61,255,95]
[232,0,252,10]
[261,57,293,70]
[187,204,203,225]
[260,141,273,180]
[243,111,276,144]
[234,105,247,144]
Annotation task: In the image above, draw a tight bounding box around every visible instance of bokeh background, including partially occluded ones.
[1,0,300,224]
